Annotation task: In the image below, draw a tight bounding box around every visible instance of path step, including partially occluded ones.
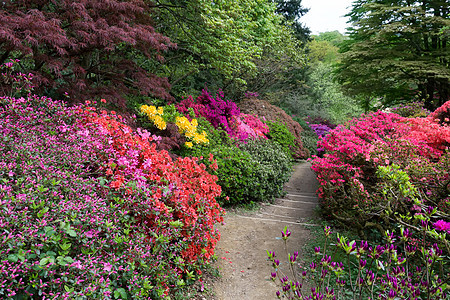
[232,214,320,227]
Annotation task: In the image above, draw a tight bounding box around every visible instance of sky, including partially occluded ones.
[300,0,355,35]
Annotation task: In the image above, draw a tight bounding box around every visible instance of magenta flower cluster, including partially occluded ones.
[229,113,269,142]
[177,88,240,135]
[177,88,270,143]
[310,106,450,226]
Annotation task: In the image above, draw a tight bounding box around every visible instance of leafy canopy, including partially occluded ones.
[337,0,450,110]
[0,0,175,107]
[151,0,305,96]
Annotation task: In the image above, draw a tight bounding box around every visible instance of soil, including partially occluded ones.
[206,161,320,300]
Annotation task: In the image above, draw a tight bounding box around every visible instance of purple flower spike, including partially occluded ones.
[281,226,291,240]
[271,272,277,279]
[388,289,397,300]
[359,259,367,268]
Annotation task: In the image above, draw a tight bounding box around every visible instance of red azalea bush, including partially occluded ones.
[77,103,224,263]
[0,92,224,299]
[311,103,450,236]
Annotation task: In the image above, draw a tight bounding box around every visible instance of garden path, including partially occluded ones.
[208,161,320,300]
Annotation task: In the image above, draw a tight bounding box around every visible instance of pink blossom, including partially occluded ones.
[433,220,450,233]
[103,262,112,272]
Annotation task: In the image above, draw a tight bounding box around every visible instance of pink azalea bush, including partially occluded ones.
[176,88,240,136]
[228,113,269,142]
[311,102,450,235]
[0,91,224,298]
[177,88,269,143]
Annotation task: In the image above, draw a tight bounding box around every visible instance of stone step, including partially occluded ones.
[233,213,320,227]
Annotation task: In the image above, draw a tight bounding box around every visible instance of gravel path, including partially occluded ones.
[210,162,319,300]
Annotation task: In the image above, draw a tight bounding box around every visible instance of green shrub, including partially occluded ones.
[240,139,293,201]
[301,128,319,156]
[292,116,319,156]
[205,144,259,205]
[266,120,297,158]
[201,139,293,206]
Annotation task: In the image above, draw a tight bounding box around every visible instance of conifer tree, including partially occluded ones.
[338,0,449,110]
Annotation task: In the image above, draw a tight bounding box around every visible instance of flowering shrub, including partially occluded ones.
[311,104,450,236]
[176,88,241,135]
[140,104,209,149]
[0,60,34,97]
[0,94,224,299]
[140,104,167,130]
[239,97,309,159]
[268,222,449,299]
[268,172,449,299]
[79,103,223,263]
[308,123,333,137]
[389,102,431,118]
[228,113,269,142]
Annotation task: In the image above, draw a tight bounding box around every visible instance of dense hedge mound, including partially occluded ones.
[238,98,309,159]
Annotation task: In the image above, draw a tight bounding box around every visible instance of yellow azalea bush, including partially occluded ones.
[176,116,209,146]
[140,104,166,130]
[140,104,209,147]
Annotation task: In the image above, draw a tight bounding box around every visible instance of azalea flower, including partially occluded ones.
[433,220,450,233]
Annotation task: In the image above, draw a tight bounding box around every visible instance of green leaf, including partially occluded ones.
[67,229,77,237]
[40,257,50,266]
[114,288,127,299]
[8,254,18,263]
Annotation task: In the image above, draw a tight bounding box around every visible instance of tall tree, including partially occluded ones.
[273,0,311,43]
[337,0,450,110]
[0,0,174,107]
[150,0,303,97]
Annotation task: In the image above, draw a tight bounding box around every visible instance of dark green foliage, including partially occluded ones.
[240,139,293,200]
[207,145,260,205]
[337,0,450,110]
[294,117,320,156]
[203,139,293,205]
[273,0,311,43]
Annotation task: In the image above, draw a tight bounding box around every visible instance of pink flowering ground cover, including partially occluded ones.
[0,94,224,299]
[311,102,450,235]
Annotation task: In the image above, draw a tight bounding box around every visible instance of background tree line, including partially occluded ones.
[0,0,448,113]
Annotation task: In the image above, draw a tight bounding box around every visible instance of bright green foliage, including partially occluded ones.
[306,63,363,123]
[308,31,348,64]
[308,39,340,64]
[266,120,297,157]
[338,0,450,110]
[151,0,302,96]
[313,31,348,47]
